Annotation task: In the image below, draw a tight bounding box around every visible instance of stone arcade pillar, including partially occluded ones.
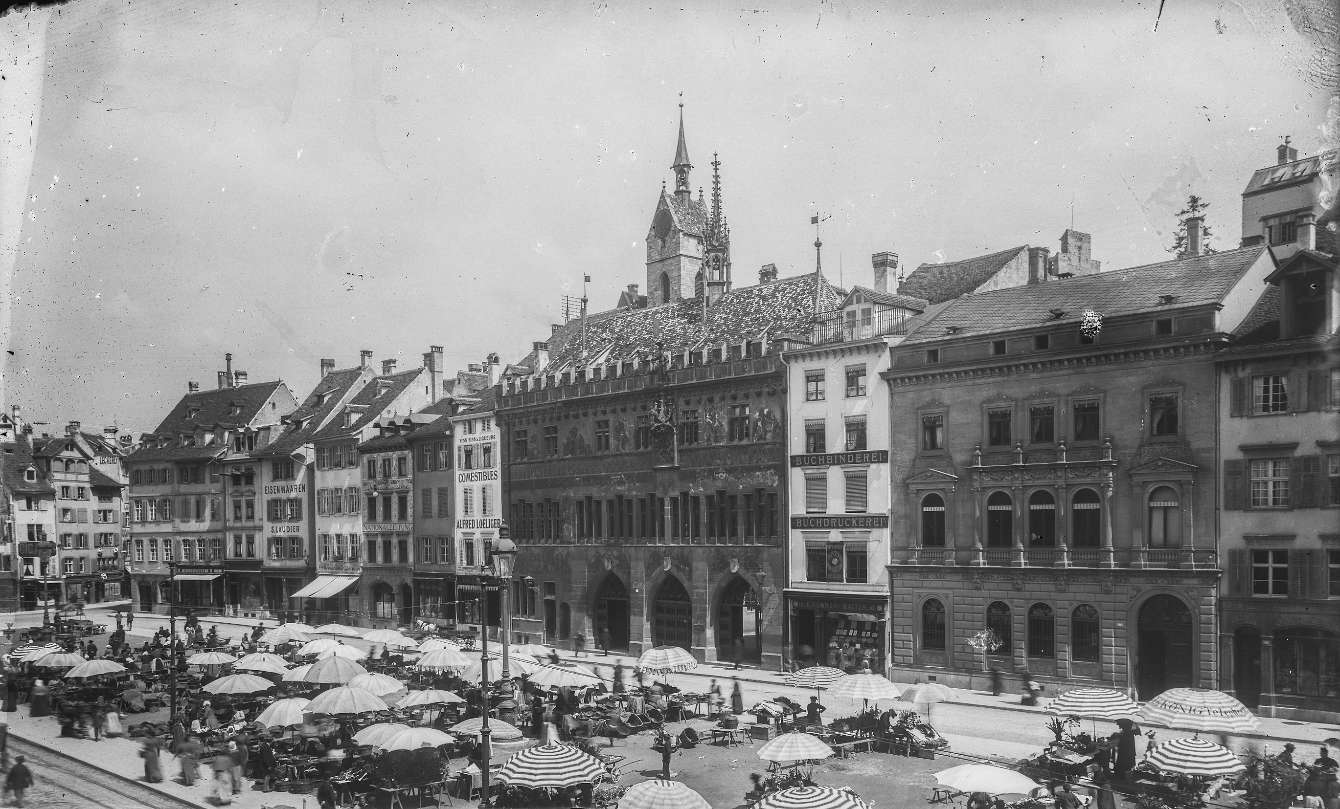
[691,552,713,662]
[627,549,651,656]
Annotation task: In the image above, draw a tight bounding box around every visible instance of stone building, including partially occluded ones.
[897,230,1102,305]
[3,428,58,610]
[883,243,1276,698]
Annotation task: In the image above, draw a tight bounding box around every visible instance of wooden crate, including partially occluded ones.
[748,724,777,741]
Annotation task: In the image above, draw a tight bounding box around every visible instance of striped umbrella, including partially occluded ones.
[234,653,290,675]
[64,659,126,679]
[417,637,462,653]
[1146,737,1246,777]
[362,629,417,649]
[261,625,310,646]
[635,646,698,676]
[526,662,608,689]
[31,651,87,669]
[348,672,407,698]
[353,722,414,747]
[398,689,466,708]
[620,780,712,809]
[1048,688,1139,720]
[302,655,368,685]
[186,651,237,666]
[254,697,311,728]
[202,673,275,695]
[900,682,956,720]
[495,743,606,788]
[380,727,456,751]
[17,643,64,663]
[827,673,902,708]
[786,666,846,701]
[415,648,472,670]
[314,623,365,638]
[758,731,835,763]
[1139,688,1260,734]
[756,786,873,809]
[282,663,313,682]
[318,644,368,661]
[450,717,523,742]
[306,685,389,716]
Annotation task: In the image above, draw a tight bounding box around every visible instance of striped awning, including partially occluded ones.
[290,576,359,599]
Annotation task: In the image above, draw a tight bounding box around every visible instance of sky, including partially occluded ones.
[1,0,1334,435]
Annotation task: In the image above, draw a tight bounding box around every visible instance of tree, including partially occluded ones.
[1167,195,1217,257]
[966,627,1003,672]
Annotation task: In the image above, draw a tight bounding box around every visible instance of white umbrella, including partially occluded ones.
[1146,737,1247,777]
[756,786,874,809]
[317,644,368,661]
[234,653,291,675]
[19,644,66,663]
[397,689,466,708]
[187,651,237,666]
[254,697,311,728]
[363,629,417,649]
[900,682,956,720]
[302,655,367,685]
[461,654,542,682]
[298,638,343,657]
[934,764,1042,796]
[379,727,456,751]
[1138,688,1260,735]
[620,780,712,809]
[306,685,389,716]
[757,731,835,763]
[202,673,275,695]
[64,659,127,679]
[526,662,608,689]
[348,672,407,698]
[450,716,523,742]
[417,637,462,653]
[261,626,310,646]
[282,663,314,682]
[635,646,698,676]
[787,666,847,702]
[495,743,606,788]
[353,722,414,747]
[415,648,472,670]
[31,651,87,669]
[827,673,902,708]
[315,623,365,638]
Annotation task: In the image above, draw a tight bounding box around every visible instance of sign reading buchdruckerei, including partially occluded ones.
[790,515,889,529]
[790,450,888,467]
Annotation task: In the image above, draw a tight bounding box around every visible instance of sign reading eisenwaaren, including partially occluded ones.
[790,450,888,467]
[791,515,889,529]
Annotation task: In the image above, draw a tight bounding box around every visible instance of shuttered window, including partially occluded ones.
[804,474,827,514]
[844,470,868,513]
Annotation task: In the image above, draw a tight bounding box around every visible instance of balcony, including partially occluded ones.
[896,546,1217,570]
[811,308,911,345]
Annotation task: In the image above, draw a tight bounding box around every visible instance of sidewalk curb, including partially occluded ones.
[8,728,201,808]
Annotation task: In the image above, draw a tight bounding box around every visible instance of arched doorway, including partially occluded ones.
[1136,594,1194,698]
[716,576,762,664]
[1233,626,1262,709]
[651,576,692,649]
[592,574,630,650]
[371,582,396,622]
[399,583,414,626]
[558,603,572,640]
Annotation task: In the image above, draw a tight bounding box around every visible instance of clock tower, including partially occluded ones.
[646,103,711,307]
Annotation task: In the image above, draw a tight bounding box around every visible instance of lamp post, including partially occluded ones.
[477,531,516,809]
[496,523,514,682]
[168,560,179,723]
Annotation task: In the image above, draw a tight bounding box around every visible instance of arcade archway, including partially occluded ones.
[1136,594,1194,698]
[716,575,762,664]
[651,575,692,649]
[592,573,631,650]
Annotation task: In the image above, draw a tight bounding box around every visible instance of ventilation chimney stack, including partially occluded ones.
[1028,247,1052,284]
[65,421,80,437]
[532,341,550,371]
[217,371,229,390]
[1186,216,1204,257]
[224,353,234,388]
[422,345,444,401]
[381,359,397,375]
[233,370,248,385]
[103,425,119,440]
[1299,212,1317,251]
[1277,137,1298,165]
[320,358,336,378]
[188,381,200,393]
[485,352,501,386]
[759,263,778,284]
[360,350,374,368]
[871,252,899,293]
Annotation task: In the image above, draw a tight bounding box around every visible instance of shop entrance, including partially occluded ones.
[651,576,692,649]
[716,575,761,664]
[592,573,630,650]
[1136,594,1194,699]
[1233,626,1261,709]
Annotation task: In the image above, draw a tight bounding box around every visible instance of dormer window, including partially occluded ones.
[186,406,201,420]
[24,467,36,482]
[228,402,243,416]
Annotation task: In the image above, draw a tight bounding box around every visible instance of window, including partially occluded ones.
[1029,405,1055,444]
[421,488,433,517]
[1071,604,1100,663]
[380,457,392,479]
[991,340,1006,356]
[678,410,700,445]
[1071,489,1101,547]
[418,445,433,473]
[845,365,867,398]
[635,414,652,450]
[804,474,827,514]
[986,492,1013,548]
[987,408,1012,446]
[986,602,1012,655]
[921,414,944,451]
[595,420,611,451]
[844,417,867,451]
[922,599,946,650]
[806,544,828,581]
[482,441,493,468]
[1027,603,1055,658]
[804,420,826,454]
[1147,486,1182,547]
[926,349,940,364]
[461,447,475,470]
[396,455,407,477]
[513,429,529,460]
[437,487,450,518]
[1155,317,1174,336]
[921,494,946,547]
[723,404,748,441]
[345,487,359,514]
[481,487,493,517]
[1249,459,1291,508]
[396,494,408,521]
[1329,550,1340,597]
[366,496,378,521]
[844,470,868,513]
[463,488,474,517]
[1328,455,1340,506]
[1034,334,1050,350]
[1268,217,1298,245]
[1252,375,1289,414]
[1028,491,1056,546]
[1252,549,1289,596]
[1149,393,1180,437]
[1072,400,1100,442]
[805,371,825,401]
[845,544,868,583]
[366,459,377,479]
[543,426,558,456]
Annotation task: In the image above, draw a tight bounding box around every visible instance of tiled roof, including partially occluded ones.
[458,388,496,416]
[310,368,423,441]
[32,436,75,458]
[897,246,1027,304]
[131,380,285,462]
[88,467,122,490]
[1241,148,1337,196]
[2,437,54,496]
[844,286,929,311]
[901,246,1269,345]
[542,272,845,370]
[256,366,368,458]
[358,432,410,453]
[665,192,708,237]
[1231,286,1281,343]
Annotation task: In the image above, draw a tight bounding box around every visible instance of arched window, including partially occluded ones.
[1071,489,1101,548]
[922,598,946,650]
[1027,603,1055,658]
[1028,491,1056,546]
[1148,486,1182,548]
[986,601,1012,655]
[921,494,946,547]
[1071,604,1100,663]
[372,583,396,620]
[986,492,1014,548]
[659,272,671,303]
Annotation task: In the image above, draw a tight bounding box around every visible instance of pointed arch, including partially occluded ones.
[591,572,631,650]
[650,574,692,649]
[714,574,761,664]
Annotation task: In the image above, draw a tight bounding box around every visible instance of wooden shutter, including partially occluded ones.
[1228,548,1248,595]
[1229,376,1248,417]
[844,470,868,513]
[1305,369,1329,411]
[805,474,827,513]
[1290,550,1312,599]
[1223,459,1246,510]
[1294,455,1321,509]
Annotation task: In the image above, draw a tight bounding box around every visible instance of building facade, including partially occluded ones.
[884,245,1276,698]
[4,430,57,610]
[406,399,459,629]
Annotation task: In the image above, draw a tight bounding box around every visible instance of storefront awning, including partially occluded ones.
[171,573,222,582]
[290,576,359,599]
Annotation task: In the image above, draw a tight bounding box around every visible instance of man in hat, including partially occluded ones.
[1277,743,1297,766]
[5,754,33,806]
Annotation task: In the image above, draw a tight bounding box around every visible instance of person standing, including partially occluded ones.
[599,626,612,656]
[211,745,235,804]
[806,696,826,728]
[91,697,109,741]
[229,736,248,795]
[730,679,745,715]
[612,663,625,694]
[176,734,203,786]
[4,674,16,713]
[574,633,586,657]
[126,609,134,629]
[532,695,546,739]
[140,736,164,783]
[4,754,33,807]
[1115,720,1139,777]
[28,680,50,718]
[989,667,1002,697]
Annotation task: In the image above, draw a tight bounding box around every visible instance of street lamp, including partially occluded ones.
[477,529,516,809]
[495,524,515,682]
[167,560,179,723]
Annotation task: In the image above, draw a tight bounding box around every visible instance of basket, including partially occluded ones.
[721,715,739,729]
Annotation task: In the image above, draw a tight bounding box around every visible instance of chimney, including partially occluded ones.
[468,363,482,373]
[1028,247,1051,284]
[232,370,248,385]
[65,421,80,437]
[1277,137,1298,165]
[871,252,899,293]
[224,353,234,387]
[532,341,550,370]
[422,345,444,401]
[360,349,374,368]
[551,324,562,334]
[1298,212,1317,251]
[1186,216,1204,256]
[485,352,501,386]
[188,381,200,393]
[381,359,397,375]
[217,371,229,389]
[759,263,778,284]
[102,426,118,439]
[320,358,336,378]
[626,283,639,301]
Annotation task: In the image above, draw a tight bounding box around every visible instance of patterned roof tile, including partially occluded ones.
[897,246,1028,304]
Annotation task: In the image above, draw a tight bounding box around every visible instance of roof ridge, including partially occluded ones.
[914,245,1027,269]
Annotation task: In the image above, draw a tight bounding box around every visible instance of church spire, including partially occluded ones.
[671,96,692,200]
[703,152,732,303]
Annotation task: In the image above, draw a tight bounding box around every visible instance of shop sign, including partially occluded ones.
[786,593,887,615]
[456,433,497,446]
[790,450,888,467]
[263,482,307,495]
[177,564,224,575]
[269,524,304,534]
[790,515,888,529]
[457,469,499,483]
[455,518,503,530]
[364,523,409,533]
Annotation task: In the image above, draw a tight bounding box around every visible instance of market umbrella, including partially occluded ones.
[461,654,542,682]
[380,727,456,752]
[826,673,901,710]
[31,651,87,669]
[757,732,835,763]
[64,659,127,679]
[348,672,408,698]
[511,643,553,658]
[1048,688,1139,719]
[362,629,417,649]
[787,666,846,702]
[495,743,606,788]
[234,652,291,675]
[203,673,276,696]
[306,685,389,716]
[1146,737,1247,777]
[619,779,712,809]
[261,625,310,646]
[1138,688,1261,735]
[186,651,237,666]
[298,638,343,657]
[317,644,368,661]
[314,623,364,638]
[282,664,314,682]
[416,637,462,653]
[526,661,608,689]
[17,644,65,663]
[900,682,956,720]
[755,786,874,809]
[397,689,465,708]
[415,648,472,670]
[635,646,698,676]
[302,655,367,685]
[934,764,1042,796]
[450,716,523,742]
[353,722,414,747]
[254,697,311,728]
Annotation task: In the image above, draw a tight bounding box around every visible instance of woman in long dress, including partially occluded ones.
[730,679,745,715]
[141,736,164,783]
[27,680,50,718]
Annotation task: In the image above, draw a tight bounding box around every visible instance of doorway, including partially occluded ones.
[716,575,761,664]
[1136,594,1194,699]
[1233,626,1262,709]
[592,574,631,650]
[651,576,692,649]
[399,583,414,626]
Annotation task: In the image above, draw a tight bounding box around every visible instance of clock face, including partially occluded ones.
[653,209,673,242]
